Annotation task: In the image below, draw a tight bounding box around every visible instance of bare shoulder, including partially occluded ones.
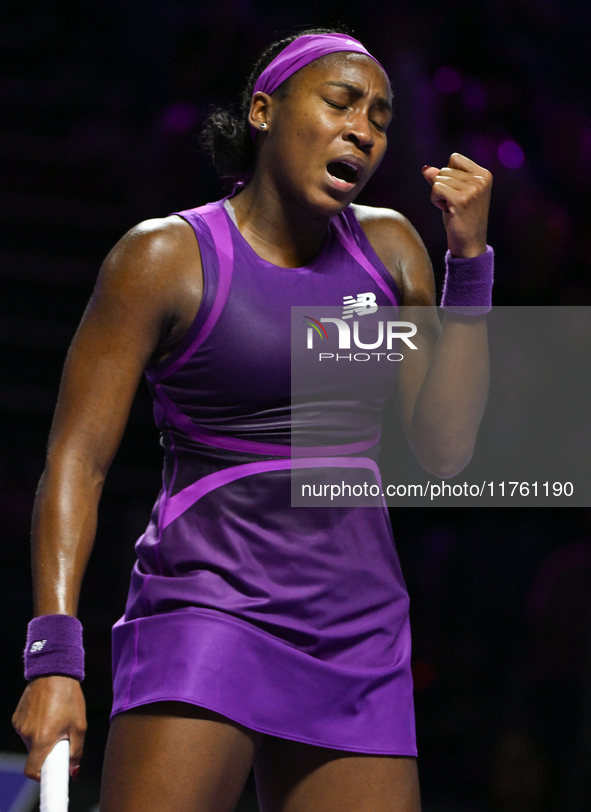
[101,215,199,292]
[350,203,435,306]
[350,203,426,265]
[350,203,410,230]
[84,214,202,365]
[116,214,195,251]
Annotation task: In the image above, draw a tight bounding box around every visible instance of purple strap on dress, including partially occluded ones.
[332,212,399,307]
[147,203,234,384]
[161,456,384,529]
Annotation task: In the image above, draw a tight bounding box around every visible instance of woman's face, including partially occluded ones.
[251,52,392,216]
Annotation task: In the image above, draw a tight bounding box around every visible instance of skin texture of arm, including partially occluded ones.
[354,153,492,477]
[12,215,202,780]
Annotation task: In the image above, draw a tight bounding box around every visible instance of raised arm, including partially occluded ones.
[12,216,201,780]
[354,153,493,478]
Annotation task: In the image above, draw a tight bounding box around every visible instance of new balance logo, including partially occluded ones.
[29,640,47,653]
[342,292,378,319]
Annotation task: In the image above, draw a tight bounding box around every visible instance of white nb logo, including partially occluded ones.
[342,292,378,319]
[29,639,47,653]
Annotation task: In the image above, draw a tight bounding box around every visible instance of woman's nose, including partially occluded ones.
[344,113,374,150]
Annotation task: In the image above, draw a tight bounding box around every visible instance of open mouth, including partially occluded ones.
[327,161,360,185]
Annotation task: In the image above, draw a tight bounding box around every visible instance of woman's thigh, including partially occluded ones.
[99,701,263,812]
[254,736,421,812]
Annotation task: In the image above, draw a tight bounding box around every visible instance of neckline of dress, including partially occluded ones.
[222,198,335,272]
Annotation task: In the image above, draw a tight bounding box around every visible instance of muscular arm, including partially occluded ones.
[13,215,201,778]
[353,155,491,477]
[32,217,201,615]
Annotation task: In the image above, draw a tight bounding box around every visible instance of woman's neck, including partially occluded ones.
[229,175,331,268]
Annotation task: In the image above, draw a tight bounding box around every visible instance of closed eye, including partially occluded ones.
[325,96,390,133]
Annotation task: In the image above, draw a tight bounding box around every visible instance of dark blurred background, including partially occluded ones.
[2,1,591,810]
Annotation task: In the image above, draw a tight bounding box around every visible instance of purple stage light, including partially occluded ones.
[434,66,463,93]
[462,80,487,112]
[497,140,525,169]
[161,102,198,134]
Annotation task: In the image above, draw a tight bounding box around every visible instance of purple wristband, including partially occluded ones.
[441,245,494,315]
[24,615,85,681]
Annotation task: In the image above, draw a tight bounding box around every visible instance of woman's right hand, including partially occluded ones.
[12,676,86,781]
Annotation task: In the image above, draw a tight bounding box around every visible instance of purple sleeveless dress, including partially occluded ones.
[111,198,417,756]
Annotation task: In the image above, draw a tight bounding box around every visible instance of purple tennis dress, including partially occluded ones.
[111,197,417,755]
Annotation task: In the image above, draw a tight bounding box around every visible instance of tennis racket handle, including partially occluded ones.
[40,739,70,812]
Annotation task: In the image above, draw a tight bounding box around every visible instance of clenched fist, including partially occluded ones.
[422,153,492,258]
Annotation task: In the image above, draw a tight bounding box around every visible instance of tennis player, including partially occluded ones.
[14,28,492,812]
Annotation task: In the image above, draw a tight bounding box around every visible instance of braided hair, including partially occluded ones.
[200,27,351,178]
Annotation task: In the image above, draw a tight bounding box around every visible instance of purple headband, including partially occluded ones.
[250,34,387,141]
[253,34,386,98]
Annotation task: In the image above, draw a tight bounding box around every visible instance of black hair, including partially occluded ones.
[200,26,352,178]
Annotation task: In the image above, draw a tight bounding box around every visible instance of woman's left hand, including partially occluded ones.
[422,153,492,258]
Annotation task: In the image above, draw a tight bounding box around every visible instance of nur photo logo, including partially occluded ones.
[302,313,418,361]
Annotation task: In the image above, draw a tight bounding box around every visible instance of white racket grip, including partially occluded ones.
[40,739,70,812]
